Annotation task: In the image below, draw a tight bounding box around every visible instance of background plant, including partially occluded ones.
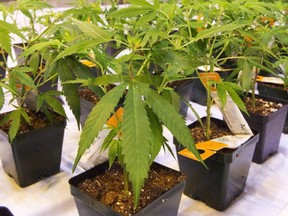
[171,0,251,140]
[0,0,65,142]
[223,0,288,107]
[5,0,115,131]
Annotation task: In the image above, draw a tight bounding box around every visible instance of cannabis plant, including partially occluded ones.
[0,0,71,141]
[226,0,288,108]
[52,0,208,209]
[171,0,253,140]
[49,0,258,208]
[1,0,114,137]
[54,0,265,208]
[1,0,107,140]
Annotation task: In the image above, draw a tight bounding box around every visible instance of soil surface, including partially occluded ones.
[258,82,288,91]
[188,118,242,154]
[77,161,185,216]
[190,118,233,144]
[167,79,190,89]
[79,84,117,104]
[0,109,65,135]
[79,88,100,104]
[244,96,284,116]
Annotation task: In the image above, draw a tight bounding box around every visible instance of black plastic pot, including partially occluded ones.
[257,82,288,101]
[173,80,194,117]
[258,57,283,78]
[0,113,66,187]
[80,97,95,127]
[13,43,25,66]
[0,51,8,79]
[190,71,232,106]
[189,78,207,106]
[0,207,14,216]
[174,117,259,211]
[79,86,125,127]
[257,82,288,133]
[13,43,58,92]
[33,76,58,93]
[69,161,185,216]
[105,41,125,57]
[242,94,288,164]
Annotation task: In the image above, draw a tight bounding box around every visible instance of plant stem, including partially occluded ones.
[205,83,212,140]
[117,144,129,194]
[123,168,129,194]
[0,50,8,72]
[251,55,263,109]
[251,68,257,109]
[136,53,151,76]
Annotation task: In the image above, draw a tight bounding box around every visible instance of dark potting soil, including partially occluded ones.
[190,119,233,144]
[189,118,238,154]
[167,79,190,89]
[258,82,288,91]
[79,88,100,104]
[77,161,185,216]
[0,109,65,135]
[244,96,284,116]
[79,84,117,104]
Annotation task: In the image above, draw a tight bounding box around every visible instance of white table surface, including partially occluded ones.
[1,97,288,216]
[1,3,288,215]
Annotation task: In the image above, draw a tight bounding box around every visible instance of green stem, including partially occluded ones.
[123,168,129,194]
[117,143,129,194]
[215,36,230,65]
[185,8,193,38]
[0,50,8,72]
[252,52,264,108]
[205,84,212,140]
[136,53,151,76]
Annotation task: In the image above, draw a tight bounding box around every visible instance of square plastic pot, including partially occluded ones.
[190,71,232,106]
[0,114,66,187]
[257,82,288,133]
[174,117,259,211]
[69,161,185,216]
[173,80,194,117]
[0,51,8,79]
[242,93,288,164]
[79,94,124,128]
[0,206,14,216]
[80,98,95,127]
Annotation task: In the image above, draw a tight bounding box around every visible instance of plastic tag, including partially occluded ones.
[197,65,232,72]
[179,72,253,161]
[211,92,253,135]
[80,59,96,68]
[198,72,221,91]
[257,76,284,85]
[69,107,124,170]
[107,107,124,128]
[178,141,228,161]
[179,148,216,161]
